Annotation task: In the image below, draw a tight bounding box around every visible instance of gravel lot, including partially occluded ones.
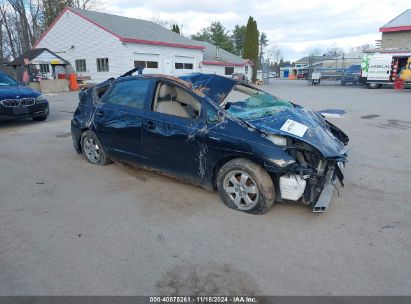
[0,80,410,295]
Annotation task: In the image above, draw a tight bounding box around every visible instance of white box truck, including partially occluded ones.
[360,52,411,89]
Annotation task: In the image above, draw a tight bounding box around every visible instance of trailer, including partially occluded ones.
[360,52,411,89]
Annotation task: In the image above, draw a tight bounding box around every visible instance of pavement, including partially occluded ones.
[0,80,410,295]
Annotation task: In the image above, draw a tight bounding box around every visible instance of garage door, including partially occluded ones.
[134,53,160,73]
[174,56,195,75]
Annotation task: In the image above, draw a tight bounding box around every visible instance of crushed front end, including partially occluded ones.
[280,137,347,212]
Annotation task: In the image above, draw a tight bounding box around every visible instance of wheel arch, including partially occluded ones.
[211,154,264,190]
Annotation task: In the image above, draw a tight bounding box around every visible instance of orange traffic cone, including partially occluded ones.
[69,74,79,91]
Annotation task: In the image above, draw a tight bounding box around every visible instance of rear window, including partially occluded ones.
[106,79,151,109]
[347,65,361,71]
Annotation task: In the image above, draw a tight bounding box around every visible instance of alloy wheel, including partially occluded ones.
[83,136,101,164]
[223,170,259,210]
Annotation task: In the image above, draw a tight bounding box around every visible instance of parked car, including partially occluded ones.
[297,73,308,79]
[341,65,361,85]
[0,71,49,122]
[71,72,348,214]
[268,72,278,78]
[231,73,248,84]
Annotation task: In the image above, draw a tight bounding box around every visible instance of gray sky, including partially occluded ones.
[101,0,410,61]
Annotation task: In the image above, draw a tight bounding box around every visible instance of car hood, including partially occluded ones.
[246,106,347,158]
[0,85,41,100]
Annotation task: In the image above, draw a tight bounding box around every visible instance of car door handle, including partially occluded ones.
[95,110,104,117]
[143,120,155,130]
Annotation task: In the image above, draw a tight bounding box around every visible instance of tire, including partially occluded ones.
[81,130,111,166]
[32,115,48,121]
[368,83,382,89]
[216,158,275,214]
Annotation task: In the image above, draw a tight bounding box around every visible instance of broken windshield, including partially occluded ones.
[223,85,293,120]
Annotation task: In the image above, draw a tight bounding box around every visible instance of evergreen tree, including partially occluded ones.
[192,22,234,53]
[232,24,246,56]
[244,16,259,82]
[258,32,268,68]
[171,24,180,34]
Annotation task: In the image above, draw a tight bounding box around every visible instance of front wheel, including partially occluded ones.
[216,158,275,214]
[81,130,111,165]
[368,83,382,89]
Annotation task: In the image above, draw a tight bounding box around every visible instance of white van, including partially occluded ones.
[360,52,411,88]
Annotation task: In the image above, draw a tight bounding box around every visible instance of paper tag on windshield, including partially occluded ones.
[280,119,308,137]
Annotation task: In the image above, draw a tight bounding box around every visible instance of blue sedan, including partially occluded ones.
[0,71,49,122]
[71,72,348,214]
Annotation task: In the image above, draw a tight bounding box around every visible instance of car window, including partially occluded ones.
[0,73,18,86]
[153,82,202,119]
[106,79,151,109]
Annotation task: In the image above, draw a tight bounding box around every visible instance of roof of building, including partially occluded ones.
[193,41,249,66]
[9,48,68,66]
[35,7,204,50]
[35,7,249,66]
[380,9,411,32]
[295,55,336,64]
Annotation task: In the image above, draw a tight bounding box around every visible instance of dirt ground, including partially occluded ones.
[0,80,410,295]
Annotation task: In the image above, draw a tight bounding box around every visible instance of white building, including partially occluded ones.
[35,7,253,83]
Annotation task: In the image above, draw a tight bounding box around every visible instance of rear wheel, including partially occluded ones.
[81,130,111,165]
[368,83,382,89]
[216,158,275,214]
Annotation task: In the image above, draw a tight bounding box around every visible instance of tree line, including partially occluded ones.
[0,0,97,61]
[191,16,275,81]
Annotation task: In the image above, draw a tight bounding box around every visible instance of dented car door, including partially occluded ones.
[93,78,154,162]
[140,104,206,183]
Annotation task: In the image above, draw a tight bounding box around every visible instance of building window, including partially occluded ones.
[75,59,87,72]
[97,58,109,72]
[184,63,193,69]
[134,60,159,69]
[245,65,248,74]
[146,61,158,69]
[225,67,234,75]
[175,62,193,69]
[39,64,50,73]
[134,61,145,69]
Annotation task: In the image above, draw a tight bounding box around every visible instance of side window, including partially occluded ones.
[106,79,151,109]
[154,82,202,119]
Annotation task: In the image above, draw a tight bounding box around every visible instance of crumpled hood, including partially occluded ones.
[0,85,41,100]
[247,106,347,158]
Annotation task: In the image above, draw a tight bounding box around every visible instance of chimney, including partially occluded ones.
[216,46,220,60]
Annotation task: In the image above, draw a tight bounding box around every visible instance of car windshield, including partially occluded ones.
[222,85,293,120]
[0,73,19,86]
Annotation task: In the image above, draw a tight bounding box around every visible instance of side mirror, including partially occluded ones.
[20,81,28,86]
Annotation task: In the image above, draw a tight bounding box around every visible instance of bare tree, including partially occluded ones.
[310,48,323,56]
[325,44,344,57]
[7,0,35,52]
[266,44,283,64]
[0,0,102,60]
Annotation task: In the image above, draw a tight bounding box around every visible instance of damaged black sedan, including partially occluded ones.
[71,72,348,214]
